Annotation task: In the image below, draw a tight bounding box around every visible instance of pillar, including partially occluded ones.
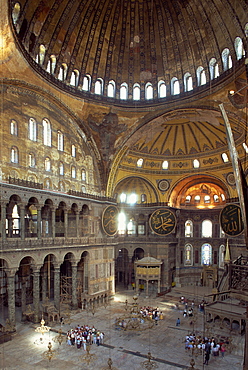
[64,208,68,238]
[37,206,41,239]
[33,270,40,323]
[42,270,47,302]
[21,278,27,320]
[51,207,56,239]
[75,211,79,238]
[54,267,60,311]
[0,201,6,240]
[19,203,25,240]
[146,279,149,297]
[7,270,16,326]
[72,264,78,309]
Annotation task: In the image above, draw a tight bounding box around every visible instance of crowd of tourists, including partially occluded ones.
[139,306,164,321]
[185,333,227,364]
[66,325,104,349]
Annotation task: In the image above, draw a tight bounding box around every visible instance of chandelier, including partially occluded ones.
[35,316,51,335]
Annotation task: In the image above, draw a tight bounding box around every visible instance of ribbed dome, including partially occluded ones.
[11,0,247,104]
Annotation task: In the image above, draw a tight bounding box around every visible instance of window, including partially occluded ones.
[11,146,18,163]
[71,144,76,157]
[107,80,115,98]
[46,55,56,74]
[28,153,35,167]
[82,74,91,91]
[81,169,86,181]
[58,63,68,81]
[43,118,52,146]
[141,194,147,203]
[145,83,153,100]
[243,142,248,154]
[222,48,232,71]
[45,157,51,171]
[202,219,212,237]
[70,69,79,87]
[201,243,212,265]
[196,66,206,86]
[81,185,86,192]
[234,37,245,60]
[221,153,229,163]
[171,77,180,95]
[28,118,37,141]
[36,44,46,65]
[185,195,191,203]
[158,80,166,98]
[59,162,64,176]
[120,83,128,100]
[193,159,200,168]
[219,245,225,268]
[194,195,200,203]
[127,219,136,235]
[71,166,76,178]
[184,73,193,92]
[214,194,219,202]
[12,2,21,24]
[57,131,64,151]
[220,193,225,201]
[209,58,219,80]
[10,119,18,135]
[120,193,126,203]
[127,193,137,205]
[185,220,193,237]
[118,212,126,235]
[133,83,141,100]
[185,244,193,266]
[137,158,143,168]
[162,160,168,170]
[95,78,103,95]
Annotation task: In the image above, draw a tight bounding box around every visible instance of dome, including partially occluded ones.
[11,0,247,105]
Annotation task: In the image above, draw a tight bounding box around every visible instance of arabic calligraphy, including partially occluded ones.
[149,209,176,235]
[102,206,118,236]
[220,204,244,236]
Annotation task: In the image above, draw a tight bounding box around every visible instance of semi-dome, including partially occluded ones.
[11,0,247,105]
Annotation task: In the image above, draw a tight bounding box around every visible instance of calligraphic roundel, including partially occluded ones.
[149,208,176,235]
[220,204,244,236]
[102,205,119,236]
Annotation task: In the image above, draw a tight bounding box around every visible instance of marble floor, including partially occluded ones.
[0,286,245,370]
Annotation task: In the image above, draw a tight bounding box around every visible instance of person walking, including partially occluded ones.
[204,350,210,365]
[220,344,226,358]
[176,317,180,326]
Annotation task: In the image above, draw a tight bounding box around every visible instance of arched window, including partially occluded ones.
[196,66,206,86]
[171,77,180,95]
[10,119,18,136]
[71,144,76,157]
[120,83,128,100]
[45,157,51,171]
[221,193,225,201]
[81,169,86,181]
[202,219,212,237]
[36,44,46,65]
[185,244,193,266]
[145,83,153,100]
[209,58,219,80]
[158,80,166,98]
[162,160,168,170]
[184,73,193,92]
[234,37,245,60]
[185,220,193,237]
[204,195,211,203]
[127,219,136,235]
[82,74,91,91]
[46,55,56,74]
[219,244,225,268]
[12,2,21,25]
[58,63,68,81]
[120,193,127,203]
[221,153,229,163]
[43,118,52,146]
[59,162,64,176]
[28,118,37,141]
[118,212,126,235]
[193,159,200,168]
[214,194,219,202]
[28,153,35,167]
[222,48,232,71]
[194,195,200,203]
[137,158,143,167]
[141,194,147,203]
[95,78,103,95]
[133,83,141,100]
[57,130,64,151]
[243,142,248,154]
[11,146,18,163]
[201,243,212,265]
[127,193,137,205]
[70,69,80,87]
[71,166,76,178]
[81,185,86,193]
[107,80,115,98]
[185,195,191,203]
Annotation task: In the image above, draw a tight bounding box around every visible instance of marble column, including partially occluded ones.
[19,203,25,240]
[63,209,68,238]
[42,270,47,302]
[75,211,79,238]
[54,267,60,311]
[71,264,78,309]
[33,270,40,322]
[51,207,56,239]
[36,206,41,239]
[7,271,16,326]
[21,279,27,320]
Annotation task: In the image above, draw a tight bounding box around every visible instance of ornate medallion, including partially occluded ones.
[102,205,119,236]
[220,204,244,236]
[158,179,170,192]
[149,208,176,235]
